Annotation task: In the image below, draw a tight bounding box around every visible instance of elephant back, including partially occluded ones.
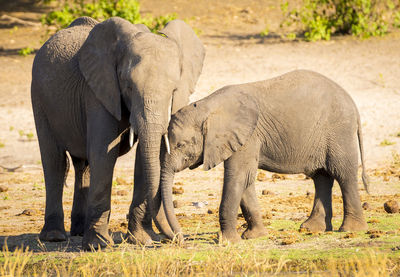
[32,17,98,93]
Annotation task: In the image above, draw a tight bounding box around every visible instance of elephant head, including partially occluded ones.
[78,17,205,234]
[160,89,259,240]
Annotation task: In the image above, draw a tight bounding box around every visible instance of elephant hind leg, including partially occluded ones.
[336,168,368,232]
[300,170,333,232]
[240,183,268,240]
[70,157,90,236]
[35,118,69,242]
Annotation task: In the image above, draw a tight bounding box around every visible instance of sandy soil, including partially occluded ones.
[0,0,399,252]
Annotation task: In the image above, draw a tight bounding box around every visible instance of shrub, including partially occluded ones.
[18,47,34,56]
[42,0,177,33]
[279,0,400,41]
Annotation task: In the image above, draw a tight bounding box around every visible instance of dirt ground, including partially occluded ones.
[0,0,399,252]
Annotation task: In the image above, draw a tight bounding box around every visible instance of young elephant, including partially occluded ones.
[160,70,369,242]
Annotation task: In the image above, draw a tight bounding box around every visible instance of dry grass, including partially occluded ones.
[1,239,399,276]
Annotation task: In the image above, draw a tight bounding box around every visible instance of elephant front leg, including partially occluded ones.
[82,103,120,250]
[82,150,116,250]
[240,184,268,240]
[126,147,160,245]
[219,147,260,243]
[300,171,334,232]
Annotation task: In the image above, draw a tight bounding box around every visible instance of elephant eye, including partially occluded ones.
[177,142,185,149]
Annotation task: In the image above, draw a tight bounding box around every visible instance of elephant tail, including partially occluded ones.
[357,114,370,194]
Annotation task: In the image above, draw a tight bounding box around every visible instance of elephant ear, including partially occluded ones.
[159,19,205,113]
[202,91,259,171]
[78,17,149,120]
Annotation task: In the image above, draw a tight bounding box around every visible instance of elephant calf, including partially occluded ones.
[160,69,369,242]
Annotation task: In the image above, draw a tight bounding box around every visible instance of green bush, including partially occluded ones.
[18,47,35,56]
[279,0,400,41]
[42,0,177,33]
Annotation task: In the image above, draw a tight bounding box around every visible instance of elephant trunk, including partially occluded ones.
[139,128,174,238]
[160,161,184,242]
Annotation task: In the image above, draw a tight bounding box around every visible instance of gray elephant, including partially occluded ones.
[160,70,369,242]
[31,16,205,249]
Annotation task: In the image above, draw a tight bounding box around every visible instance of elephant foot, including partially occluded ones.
[241,225,268,240]
[300,216,331,232]
[126,228,160,245]
[219,230,242,243]
[70,217,85,236]
[39,228,67,242]
[339,215,368,232]
[82,229,114,251]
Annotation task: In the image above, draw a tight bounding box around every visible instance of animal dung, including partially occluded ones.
[262,190,275,196]
[281,236,296,245]
[116,190,128,196]
[172,186,184,195]
[256,171,268,182]
[367,229,384,239]
[384,200,399,213]
[271,173,286,182]
[0,185,8,192]
[362,202,370,210]
[18,209,36,216]
[342,232,357,239]
[115,177,128,186]
[173,200,182,208]
[262,211,272,219]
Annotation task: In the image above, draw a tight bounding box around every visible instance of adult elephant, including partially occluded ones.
[31,16,205,249]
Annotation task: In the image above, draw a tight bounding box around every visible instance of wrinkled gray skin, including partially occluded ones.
[160,70,369,242]
[31,16,205,249]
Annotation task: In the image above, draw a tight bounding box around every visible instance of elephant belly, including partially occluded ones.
[257,145,323,176]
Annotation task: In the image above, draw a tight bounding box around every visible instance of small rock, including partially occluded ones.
[238,213,244,218]
[384,200,399,213]
[262,190,275,196]
[115,177,128,186]
[173,200,182,208]
[208,193,214,196]
[172,186,184,195]
[306,191,312,197]
[362,202,370,210]
[367,218,380,224]
[120,222,127,228]
[207,209,214,214]
[192,201,208,208]
[289,192,293,196]
[0,185,8,192]
[257,171,268,182]
[174,182,185,187]
[370,233,381,238]
[116,190,128,196]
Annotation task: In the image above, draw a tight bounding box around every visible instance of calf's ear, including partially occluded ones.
[202,92,259,170]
